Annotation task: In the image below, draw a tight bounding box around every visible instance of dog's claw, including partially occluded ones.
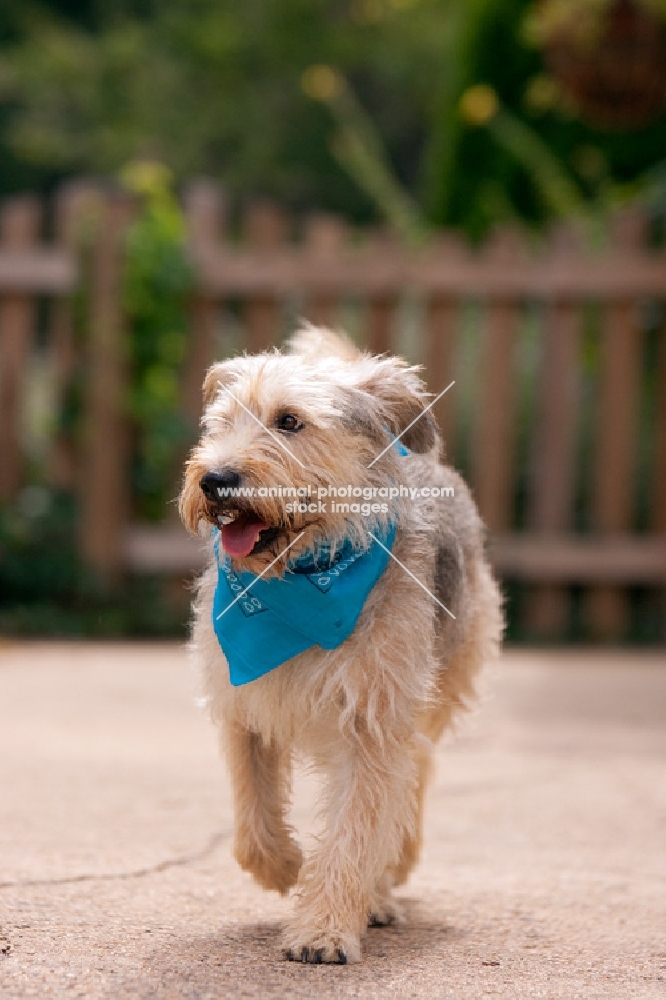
[285,944,348,964]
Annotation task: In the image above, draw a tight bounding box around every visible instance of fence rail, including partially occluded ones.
[1,179,665,641]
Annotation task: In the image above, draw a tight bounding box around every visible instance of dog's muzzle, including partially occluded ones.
[199,469,279,558]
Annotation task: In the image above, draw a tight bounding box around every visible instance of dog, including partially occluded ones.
[179,325,502,964]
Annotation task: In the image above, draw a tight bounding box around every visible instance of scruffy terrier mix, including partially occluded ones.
[180,326,502,964]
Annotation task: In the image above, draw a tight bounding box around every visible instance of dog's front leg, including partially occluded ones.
[283,728,417,964]
[224,721,302,894]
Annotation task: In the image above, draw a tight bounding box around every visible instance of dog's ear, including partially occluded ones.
[202,360,239,408]
[351,357,439,454]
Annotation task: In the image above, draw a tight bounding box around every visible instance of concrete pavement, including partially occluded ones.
[0,642,664,999]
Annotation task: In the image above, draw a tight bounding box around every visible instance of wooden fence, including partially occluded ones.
[1,178,665,641]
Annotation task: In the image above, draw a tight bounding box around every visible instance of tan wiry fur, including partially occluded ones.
[180,326,503,964]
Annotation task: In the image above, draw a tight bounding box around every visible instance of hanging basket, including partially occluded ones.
[543,0,666,129]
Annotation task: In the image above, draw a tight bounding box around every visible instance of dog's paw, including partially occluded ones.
[282,926,361,964]
[367,889,404,928]
[234,834,303,895]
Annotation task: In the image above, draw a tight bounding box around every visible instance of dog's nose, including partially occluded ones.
[200,470,241,500]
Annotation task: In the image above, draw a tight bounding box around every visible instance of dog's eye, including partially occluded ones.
[276,413,303,433]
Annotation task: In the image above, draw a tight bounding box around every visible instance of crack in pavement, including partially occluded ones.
[0,828,231,891]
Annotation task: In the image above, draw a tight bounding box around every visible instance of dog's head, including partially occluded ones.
[179,326,439,574]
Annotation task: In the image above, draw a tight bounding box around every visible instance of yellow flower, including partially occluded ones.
[120,160,172,196]
[301,65,343,101]
[459,84,499,126]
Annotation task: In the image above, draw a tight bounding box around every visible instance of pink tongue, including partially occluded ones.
[221,516,269,558]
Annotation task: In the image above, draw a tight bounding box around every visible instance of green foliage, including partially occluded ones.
[121,161,194,520]
[1,0,666,234]
[305,66,430,245]
[0,492,187,636]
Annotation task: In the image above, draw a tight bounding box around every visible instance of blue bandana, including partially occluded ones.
[212,524,396,686]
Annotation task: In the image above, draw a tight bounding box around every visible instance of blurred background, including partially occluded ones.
[0,0,665,643]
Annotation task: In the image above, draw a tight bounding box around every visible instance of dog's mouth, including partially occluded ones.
[213,507,280,558]
[203,495,321,562]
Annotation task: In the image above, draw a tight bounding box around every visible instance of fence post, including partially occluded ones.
[183,179,226,424]
[654,331,666,536]
[524,224,583,637]
[48,180,100,491]
[242,201,288,351]
[364,230,400,355]
[654,330,666,636]
[79,190,134,586]
[302,213,348,327]
[422,236,466,452]
[470,228,524,532]
[587,211,646,640]
[0,196,42,502]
